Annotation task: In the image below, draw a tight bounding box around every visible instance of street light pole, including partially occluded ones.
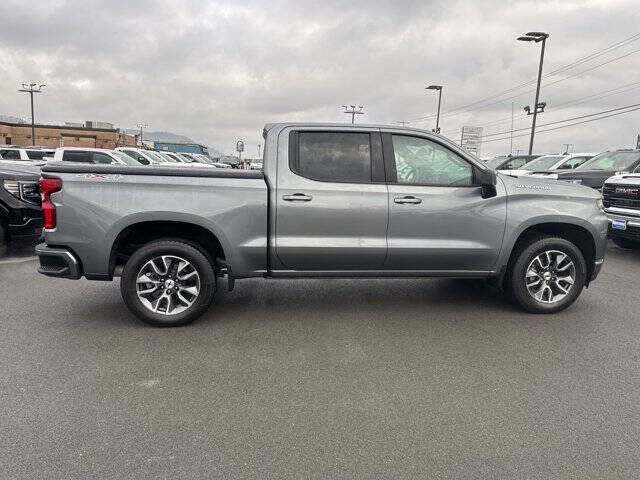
[518,31,549,155]
[426,85,443,133]
[257,144,262,158]
[18,83,46,146]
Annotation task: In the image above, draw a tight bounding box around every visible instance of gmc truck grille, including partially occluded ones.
[602,183,640,210]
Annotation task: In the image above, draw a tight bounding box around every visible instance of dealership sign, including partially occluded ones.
[461,126,483,156]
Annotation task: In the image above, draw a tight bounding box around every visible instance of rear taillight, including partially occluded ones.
[40,177,62,229]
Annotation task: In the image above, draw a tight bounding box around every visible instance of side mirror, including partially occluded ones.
[476,168,497,199]
[137,156,150,165]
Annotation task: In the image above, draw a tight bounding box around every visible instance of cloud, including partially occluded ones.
[1,0,639,155]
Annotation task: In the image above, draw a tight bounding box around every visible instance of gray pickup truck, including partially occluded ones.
[36,123,608,326]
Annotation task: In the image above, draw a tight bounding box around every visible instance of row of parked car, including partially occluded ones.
[0,146,252,251]
[0,146,239,169]
[483,149,640,249]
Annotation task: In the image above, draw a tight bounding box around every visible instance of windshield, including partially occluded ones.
[157,152,178,162]
[522,155,564,171]
[112,151,142,165]
[484,156,509,169]
[577,151,640,171]
[177,153,196,163]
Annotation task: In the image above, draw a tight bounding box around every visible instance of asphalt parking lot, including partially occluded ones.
[2,242,640,479]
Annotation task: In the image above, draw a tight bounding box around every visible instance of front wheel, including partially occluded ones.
[508,236,587,314]
[120,240,216,327]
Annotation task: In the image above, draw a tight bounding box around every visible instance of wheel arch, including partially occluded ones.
[108,216,229,277]
[500,219,597,288]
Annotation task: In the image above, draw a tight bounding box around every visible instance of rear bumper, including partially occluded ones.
[35,243,82,279]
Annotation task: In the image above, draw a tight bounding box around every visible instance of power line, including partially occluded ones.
[481,104,640,144]
[478,102,640,139]
[440,79,640,136]
[407,31,640,123]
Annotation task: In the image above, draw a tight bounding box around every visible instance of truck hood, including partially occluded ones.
[498,171,600,199]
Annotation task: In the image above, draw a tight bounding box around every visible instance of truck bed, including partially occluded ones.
[40,162,269,279]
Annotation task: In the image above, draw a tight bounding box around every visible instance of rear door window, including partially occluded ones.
[26,150,55,159]
[62,151,91,163]
[290,132,372,183]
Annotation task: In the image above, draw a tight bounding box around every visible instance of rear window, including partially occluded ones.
[291,132,372,183]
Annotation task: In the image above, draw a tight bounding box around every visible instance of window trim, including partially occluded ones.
[382,132,481,188]
[288,130,385,184]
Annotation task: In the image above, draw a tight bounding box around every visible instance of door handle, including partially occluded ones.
[394,196,422,204]
[283,193,313,202]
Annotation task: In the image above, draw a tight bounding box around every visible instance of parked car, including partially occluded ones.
[484,154,540,171]
[545,149,640,190]
[0,147,56,165]
[53,147,143,166]
[36,123,607,326]
[499,153,595,176]
[1,162,42,252]
[602,173,640,249]
[115,147,161,165]
[250,161,263,170]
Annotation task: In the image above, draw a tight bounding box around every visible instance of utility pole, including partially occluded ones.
[518,31,549,155]
[137,123,148,147]
[18,83,46,146]
[562,143,574,154]
[510,102,514,155]
[342,105,364,124]
[257,144,262,158]
[426,85,443,133]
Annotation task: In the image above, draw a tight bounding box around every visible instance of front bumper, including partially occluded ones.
[35,243,82,279]
[605,210,640,243]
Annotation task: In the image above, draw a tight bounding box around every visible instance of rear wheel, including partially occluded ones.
[612,237,640,250]
[120,240,216,327]
[507,236,586,314]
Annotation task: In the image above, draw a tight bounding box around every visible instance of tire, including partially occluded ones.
[612,237,640,250]
[507,235,587,314]
[120,239,216,327]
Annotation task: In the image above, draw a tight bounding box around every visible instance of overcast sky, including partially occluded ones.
[1,0,640,156]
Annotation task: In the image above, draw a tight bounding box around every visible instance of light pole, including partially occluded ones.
[257,144,262,159]
[517,31,549,155]
[136,123,148,147]
[18,83,46,146]
[342,105,364,124]
[426,85,442,134]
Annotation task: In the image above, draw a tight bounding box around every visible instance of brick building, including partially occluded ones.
[0,120,137,149]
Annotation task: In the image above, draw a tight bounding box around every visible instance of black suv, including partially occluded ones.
[0,163,42,252]
[553,149,640,189]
